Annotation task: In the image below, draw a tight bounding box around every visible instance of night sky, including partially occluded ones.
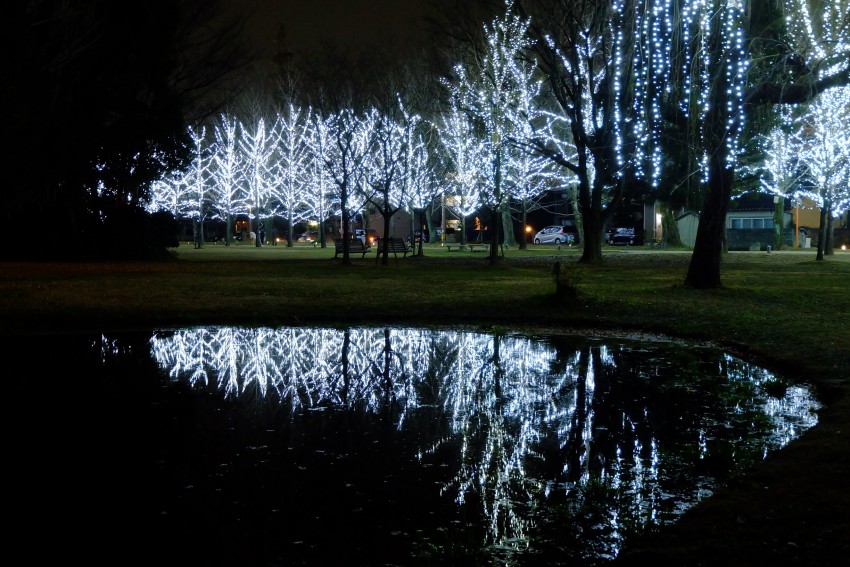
[241,0,434,59]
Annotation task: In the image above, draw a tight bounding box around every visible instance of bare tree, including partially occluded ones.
[521,0,640,264]
[322,109,371,265]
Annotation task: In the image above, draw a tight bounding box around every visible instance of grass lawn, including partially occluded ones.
[1,243,847,565]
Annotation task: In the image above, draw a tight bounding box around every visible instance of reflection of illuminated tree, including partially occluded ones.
[147,326,821,561]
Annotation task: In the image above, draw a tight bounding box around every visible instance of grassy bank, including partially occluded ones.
[1,244,847,565]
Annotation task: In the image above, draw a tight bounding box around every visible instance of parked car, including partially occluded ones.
[533,225,575,245]
[297,231,319,243]
[606,227,643,246]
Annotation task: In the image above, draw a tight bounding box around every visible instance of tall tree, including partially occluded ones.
[399,109,438,256]
[304,111,339,249]
[184,125,216,248]
[522,0,639,264]
[757,117,809,250]
[322,109,371,265]
[445,1,536,263]
[271,102,313,247]
[437,102,485,247]
[675,0,850,287]
[211,113,245,245]
[361,102,411,265]
[795,86,850,259]
[239,117,276,246]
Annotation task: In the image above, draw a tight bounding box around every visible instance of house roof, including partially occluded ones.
[730,191,792,212]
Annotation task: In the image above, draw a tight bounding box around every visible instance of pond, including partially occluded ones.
[7,326,819,566]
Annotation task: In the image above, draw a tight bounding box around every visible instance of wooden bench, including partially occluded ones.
[333,238,372,258]
[375,237,411,264]
[445,242,490,252]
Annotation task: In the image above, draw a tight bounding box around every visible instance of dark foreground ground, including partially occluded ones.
[1,246,847,565]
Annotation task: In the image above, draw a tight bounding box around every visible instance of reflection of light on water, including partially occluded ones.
[145,326,821,563]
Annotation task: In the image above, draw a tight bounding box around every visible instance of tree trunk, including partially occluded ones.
[519,200,528,250]
[192,218,203,249]
[816,204,828,260]
[578,172,622,264]
[225,214,234,246]
[824,206,835,256]
[579,211,604,264]
[340,191,352,265]
[659,202,683,247]
[318,219,326,248]
[684,159,733,289]
[500,200,515,248]
[684,18,737,290]
[488,206,502,264]
[255,211,262,247]
[488,147,503,265]
[571,188,584,247]
[379,209,393,266]
[773,196,784,250]
[415,209,425,256]
[426,202,437,244]
[460,213,467,246]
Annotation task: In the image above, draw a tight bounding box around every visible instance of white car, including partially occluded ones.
[533,225,575,245]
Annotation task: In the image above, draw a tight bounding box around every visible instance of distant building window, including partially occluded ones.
[730,217,773,229]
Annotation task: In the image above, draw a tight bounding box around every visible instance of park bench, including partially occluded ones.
[445,242,490,252]
[375,237,412,264]
[334,238,372,259]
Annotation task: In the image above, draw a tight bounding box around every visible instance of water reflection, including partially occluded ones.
[140,326,819,564]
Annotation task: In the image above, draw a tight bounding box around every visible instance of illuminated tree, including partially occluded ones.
[361,103,412,265]
[521,0,639,264]
[239,117,276,246]
[270,102,313,246]
[795,86,850,259]
[210,113,246,245]
[508,70,572,250]
[186,125,218,247]
[444,1,536,263]
[399,111,437,256]
[437,101,485,247]
[638,0,850,287]
[508,149,564,249]
[304,111,340,249]
[146,175,188,222]
[757,117,809,250]
[321,108,371,264]
[146,125,215,248]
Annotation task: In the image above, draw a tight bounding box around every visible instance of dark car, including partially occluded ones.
[606,227,643,246]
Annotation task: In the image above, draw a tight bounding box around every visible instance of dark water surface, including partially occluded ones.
[7,326,819,566]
